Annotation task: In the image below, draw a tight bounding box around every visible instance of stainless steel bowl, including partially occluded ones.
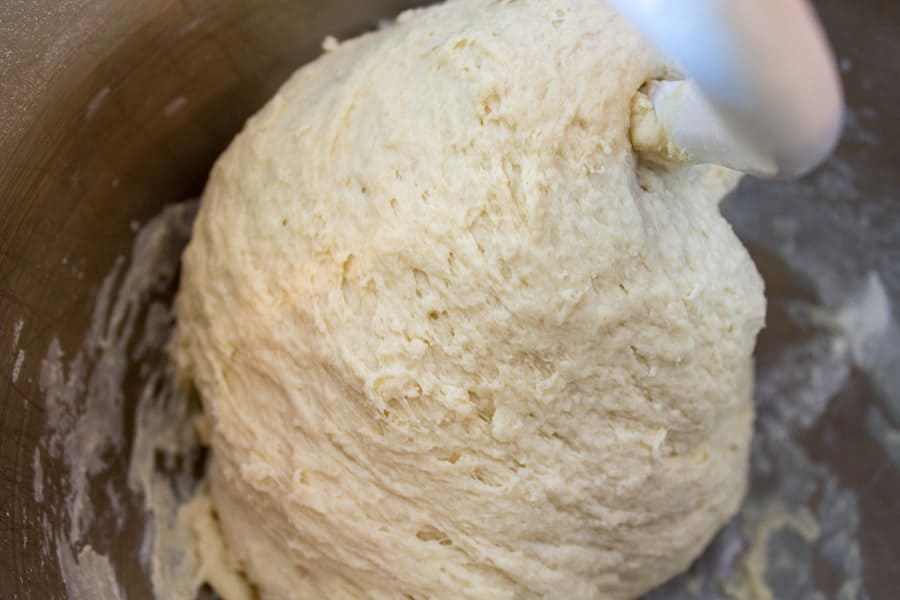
[2,1,898,598]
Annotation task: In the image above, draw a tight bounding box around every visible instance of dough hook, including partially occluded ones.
[609,0,844,179]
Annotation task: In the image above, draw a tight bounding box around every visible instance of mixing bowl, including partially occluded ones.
[2,1,898,598]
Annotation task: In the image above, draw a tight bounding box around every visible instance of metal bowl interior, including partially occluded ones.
[1,1,899,598]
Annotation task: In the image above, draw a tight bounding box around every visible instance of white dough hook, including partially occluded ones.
[608,0,845,179]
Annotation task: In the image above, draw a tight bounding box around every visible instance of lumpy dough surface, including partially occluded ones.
[173,0,767,598]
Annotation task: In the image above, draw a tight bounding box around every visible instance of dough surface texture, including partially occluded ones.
[173,0,766,598]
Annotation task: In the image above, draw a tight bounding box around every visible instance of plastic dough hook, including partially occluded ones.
[609,0,844,179]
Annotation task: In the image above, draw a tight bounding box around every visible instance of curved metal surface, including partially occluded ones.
[1,1,898,598]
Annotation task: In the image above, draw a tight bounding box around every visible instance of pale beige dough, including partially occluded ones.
[173,0,766,598]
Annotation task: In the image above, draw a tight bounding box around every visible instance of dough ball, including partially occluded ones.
[173,0,766,598]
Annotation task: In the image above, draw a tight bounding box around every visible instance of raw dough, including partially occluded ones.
[173,0,766,598]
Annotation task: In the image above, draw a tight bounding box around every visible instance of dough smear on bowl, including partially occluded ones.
[173,0,766,597]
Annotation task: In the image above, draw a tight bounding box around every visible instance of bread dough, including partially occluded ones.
[173,0,766,598]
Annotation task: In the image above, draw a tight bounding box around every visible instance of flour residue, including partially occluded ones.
[12,318,24,347]
[164,96,188,117]
[38,202,204,598]
[33,447,44,502]
[57,543,124,600]
[85,85,111,120]
[128,360,206,598]
[11,318,25,383]
[12,349,25,383]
